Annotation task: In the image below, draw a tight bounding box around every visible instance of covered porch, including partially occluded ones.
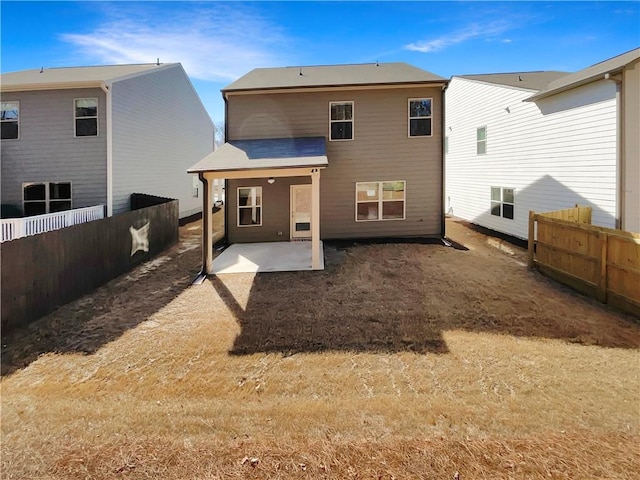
[188,137,328,276]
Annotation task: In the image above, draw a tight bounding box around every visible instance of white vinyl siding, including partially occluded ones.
[445,77,617,239]
[110,64,214,218]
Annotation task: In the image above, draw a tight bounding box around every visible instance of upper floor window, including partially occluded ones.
[237,186,262,226]
[329,101,353,141]
[74,98,98,137]
[23,181,72,216]
[356,181,406,221]
[1,101,19,140]
[491,186,514,220]
[477,126,487,154]
[408,98,432,137]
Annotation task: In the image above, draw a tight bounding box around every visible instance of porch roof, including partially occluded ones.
[188,137,328,174]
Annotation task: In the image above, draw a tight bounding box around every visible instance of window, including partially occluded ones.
[477,126,487,154]
[74,98,98,136]
[491,187,515,220]
[1,101,19,139]
[444,135,449,155]
[329,101,353,140]
[237,187,262,226]
[408,98,432,137]
[23,182,72,216]
[356,181,406,221]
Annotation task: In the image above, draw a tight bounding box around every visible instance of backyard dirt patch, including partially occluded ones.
[1,216,638,479]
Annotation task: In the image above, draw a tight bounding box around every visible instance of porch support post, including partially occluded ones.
[201,174,214,275]
[311,168,321,269]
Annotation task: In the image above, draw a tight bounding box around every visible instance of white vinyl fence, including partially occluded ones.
[1,205,105,242]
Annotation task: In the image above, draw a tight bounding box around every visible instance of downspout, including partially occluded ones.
[440,82,449,239]
[605,72,623,229]
[223,93,230,244]
[100,82,113,217]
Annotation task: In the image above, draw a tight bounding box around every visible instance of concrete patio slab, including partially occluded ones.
[212,241,324,274]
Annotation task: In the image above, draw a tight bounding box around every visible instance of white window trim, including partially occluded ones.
[477,126,487,155]
[408,98,433,138]
[329,101,354,142]
[490,186,515,220]
[1,100,20,140]
[74,97,99,138]
[237,186,263,227]
[22,181,73,215]
[355,180,406,222]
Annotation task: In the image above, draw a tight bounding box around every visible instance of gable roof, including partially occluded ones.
[455,71,569,91]
[0,63,178,92]
[527,48,640,101]
[188,137,328,173]
[223,62,447,93]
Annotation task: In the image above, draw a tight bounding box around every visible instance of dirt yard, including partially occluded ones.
[1,216,638,479]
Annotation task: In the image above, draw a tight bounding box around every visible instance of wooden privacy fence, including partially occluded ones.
[1,195,179,332]
[528,206,640,316]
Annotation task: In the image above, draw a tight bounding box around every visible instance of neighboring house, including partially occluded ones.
[1,63,214,219]
[445,48,640,239]
[189,62,448,273]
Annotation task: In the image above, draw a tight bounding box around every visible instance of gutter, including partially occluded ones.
[605,72,624,229]
[100,82,113,216]
[223,94,230,245]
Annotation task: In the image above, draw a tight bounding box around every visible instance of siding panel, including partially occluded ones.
[445,78,617,239]
[227,87,443,240]
[111,65,214,218]
[1,89,107,213]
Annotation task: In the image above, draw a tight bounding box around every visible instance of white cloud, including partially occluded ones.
[60,4,293,81]
[404,21,514,53]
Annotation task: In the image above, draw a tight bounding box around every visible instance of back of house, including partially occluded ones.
[204,62,448,243]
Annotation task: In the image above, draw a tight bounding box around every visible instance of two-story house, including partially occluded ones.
[1,63,214,220]
[445,48,640,240]
[189,62,447,274]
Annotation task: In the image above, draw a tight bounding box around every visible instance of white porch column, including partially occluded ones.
[311,168,321,269]
[201,174,214,275]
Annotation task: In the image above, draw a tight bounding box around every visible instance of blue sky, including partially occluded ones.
[2,1,639,122]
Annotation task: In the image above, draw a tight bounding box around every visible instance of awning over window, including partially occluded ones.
[188,137,328,174]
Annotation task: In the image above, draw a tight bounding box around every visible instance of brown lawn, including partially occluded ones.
[1,217,639,479]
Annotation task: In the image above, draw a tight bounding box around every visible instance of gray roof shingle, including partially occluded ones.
[223,63,446,93]
[527,48,640,101]
[456,71,569,91]
[0,64,176,91]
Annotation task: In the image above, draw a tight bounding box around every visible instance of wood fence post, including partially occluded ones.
[528,211,536,270]
[597,232,608,303]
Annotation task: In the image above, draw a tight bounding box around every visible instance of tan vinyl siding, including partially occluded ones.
[228,177,311,243]
[111,65,214,217]
[227,87,443,240]
[0,88,107,213]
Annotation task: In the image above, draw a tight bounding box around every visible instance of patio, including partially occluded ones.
[212,241,325,274]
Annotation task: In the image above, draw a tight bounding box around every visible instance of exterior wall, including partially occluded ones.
[445,77,617,240]
[0,88,107,213]
[226,86,443,241]
[227,176,310,243]
[622,59,640,232]
[111,64,214,218]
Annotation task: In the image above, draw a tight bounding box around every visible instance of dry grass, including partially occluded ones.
[1,217,639,479]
